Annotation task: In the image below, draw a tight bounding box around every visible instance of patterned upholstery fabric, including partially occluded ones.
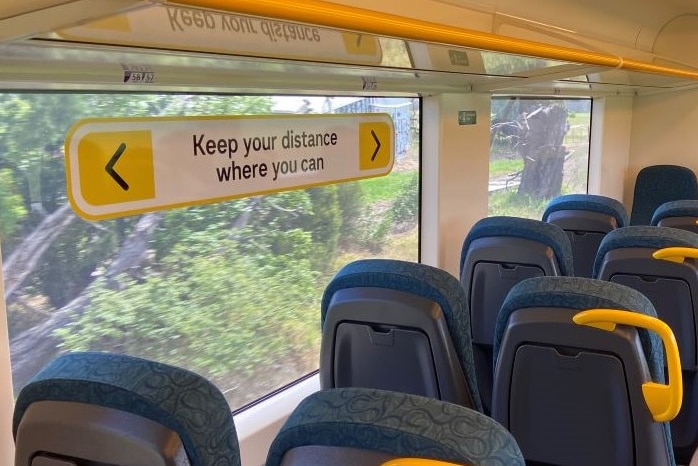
[459,216,574,277]
[321,259,482,413]
[651,200,698,225]
[630,165,698,226]
[492,276,674,465]
[13,352,240,466]
[542,193,628,227]
[592,225,698,277]
[266,387,524,466]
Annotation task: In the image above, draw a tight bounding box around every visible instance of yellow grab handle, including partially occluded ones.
[382,460,470,466]
[652,246,698,264]
[573,309,682,423]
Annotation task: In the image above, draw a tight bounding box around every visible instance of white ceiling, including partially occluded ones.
[334,0,698,56]
[460,0,698,49]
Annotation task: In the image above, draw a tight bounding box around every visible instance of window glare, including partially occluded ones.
[1,93,420,410]
[488,97,591,219]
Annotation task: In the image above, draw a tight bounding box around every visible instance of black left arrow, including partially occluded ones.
[370,130,381,161]
[106,143,129,191]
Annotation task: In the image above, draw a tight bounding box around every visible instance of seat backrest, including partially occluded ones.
[266,387,525,466]
[13,352,240,466]
[542,194,628,278]
[459,216,573,413]
[651,200,698,234]
[320,259,482,412]
[594,225,698,463]
[630,165,698,225]
[492,276,676,466]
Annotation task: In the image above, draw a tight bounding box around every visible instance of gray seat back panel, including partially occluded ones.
[321,287,471,407]
[15,401,189,466]
[493,308,671,466]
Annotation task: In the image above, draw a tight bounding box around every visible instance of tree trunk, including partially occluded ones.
[10,212,164,391]
[3,203,76,305]
[104,212,164,290]
[517,104,569,199]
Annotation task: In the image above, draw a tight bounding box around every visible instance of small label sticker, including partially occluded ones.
[458,110,477,125]
[448,50,470,66]
[122,64,155,84]
[362,77,378,91]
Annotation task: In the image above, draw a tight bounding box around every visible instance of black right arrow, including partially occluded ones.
[106,142,129,191]
[370,130,381,161]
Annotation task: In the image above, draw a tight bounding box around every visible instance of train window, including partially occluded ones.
[488,97,591,218]
[1,93,420,410]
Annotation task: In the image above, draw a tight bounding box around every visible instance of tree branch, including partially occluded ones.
[3,203,76,304]
[9,211,165,391]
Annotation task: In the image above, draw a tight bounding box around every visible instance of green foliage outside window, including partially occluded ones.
[3,92,420,409]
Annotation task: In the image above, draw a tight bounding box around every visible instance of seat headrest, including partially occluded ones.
[651,200,698,225]
[630,165,698,225]
[493,276,662,383]
[460,216,574,276]
[266,387,524,466]
[13,352,240,466]
[542,194,628,227]
[593,225,698,277]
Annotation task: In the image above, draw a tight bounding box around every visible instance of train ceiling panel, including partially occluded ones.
[0,1,696,96]
[335,0,698,68]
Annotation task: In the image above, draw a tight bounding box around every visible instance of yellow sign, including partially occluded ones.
[359,122,391,170]
[65,114,394,220]
[77,131,155,206]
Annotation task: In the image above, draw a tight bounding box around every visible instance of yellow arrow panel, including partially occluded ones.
[359,122,392,171]
[78,131,155,206]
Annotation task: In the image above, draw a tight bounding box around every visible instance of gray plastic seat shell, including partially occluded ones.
[15,400,189,466]
[493,308,671,466]
[321,287,472,407]
[593,224,698,464]
[461,235,565,413]
[546,209,619,278]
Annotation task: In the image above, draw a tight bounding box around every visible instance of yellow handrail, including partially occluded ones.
[573,308,682,422]
[382,459,470,466]
[652,246,698,264]
[169,0,698,80]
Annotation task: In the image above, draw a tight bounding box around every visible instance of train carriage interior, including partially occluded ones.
[3,0,698,464]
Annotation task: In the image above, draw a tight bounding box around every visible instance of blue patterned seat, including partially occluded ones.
[594,225,698,463]
[492,276,675,466]
[459,216,573,413]
[13,352,240,466]
[651,200,698,234]
[321,259,482,413]
[542,194,628,277]
[266,387,524,466]
[630,165,698,225]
